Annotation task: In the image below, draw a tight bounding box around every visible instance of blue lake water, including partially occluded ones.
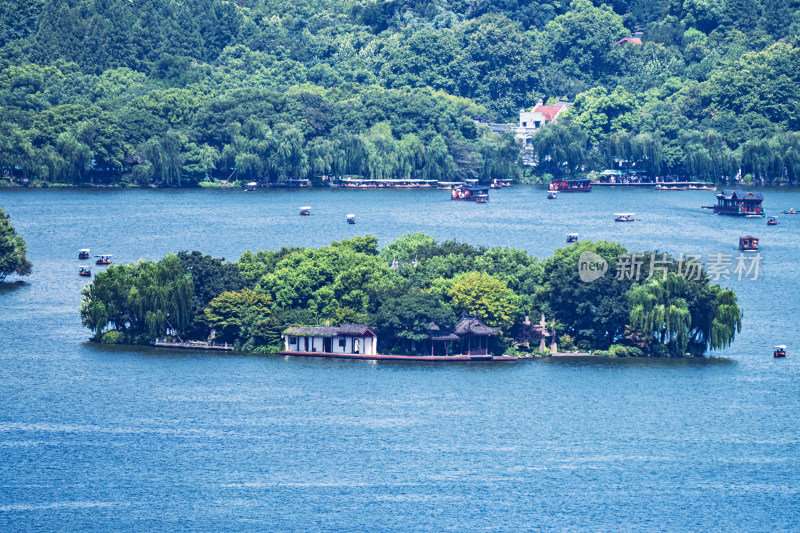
[1,186,799,531]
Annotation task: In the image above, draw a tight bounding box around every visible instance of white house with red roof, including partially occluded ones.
[519,99,571,131]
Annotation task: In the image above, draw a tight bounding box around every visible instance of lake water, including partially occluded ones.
[1,186,799,531]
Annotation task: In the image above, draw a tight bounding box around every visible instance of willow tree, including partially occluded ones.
[80,254,193,342]
[0,208,32,282]
[628,275,692,356]
[628,274,742,356]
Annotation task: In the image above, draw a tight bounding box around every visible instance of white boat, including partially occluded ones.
[614,213,636,222]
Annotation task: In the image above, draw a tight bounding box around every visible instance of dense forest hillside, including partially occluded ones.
[0,0,798,186]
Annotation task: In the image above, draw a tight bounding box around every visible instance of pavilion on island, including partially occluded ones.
[428,314,502,356]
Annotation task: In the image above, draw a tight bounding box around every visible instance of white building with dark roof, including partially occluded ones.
[282,324,377,356]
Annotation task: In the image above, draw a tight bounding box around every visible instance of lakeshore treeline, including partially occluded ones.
[80,234,742,357]
[1,1,799,187]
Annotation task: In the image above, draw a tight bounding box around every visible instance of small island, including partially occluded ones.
[80,234,742,359]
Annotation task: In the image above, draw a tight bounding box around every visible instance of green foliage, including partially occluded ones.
[203,289,276,346]
[100,330,125,345]
[0,0,797,185]
[449,271,519,329]
[80,254,193,342]
[0,208,33,282]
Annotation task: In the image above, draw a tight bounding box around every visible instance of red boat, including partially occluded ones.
[738,236,759,251]
[549,178,591,192]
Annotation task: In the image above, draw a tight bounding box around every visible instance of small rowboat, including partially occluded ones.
[774,345,789,358]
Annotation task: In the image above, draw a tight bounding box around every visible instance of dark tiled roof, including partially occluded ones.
[718,189,764,200]
[431,333,461,342]
[337,323,375,336]
[284,326,340,337]
[453,315,502,336]
[283,324,376,337]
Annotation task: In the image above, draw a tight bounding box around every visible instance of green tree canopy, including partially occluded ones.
[0,208,33,282]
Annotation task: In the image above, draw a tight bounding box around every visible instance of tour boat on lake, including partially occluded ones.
[738,236,759,251]
[713,189,764,217]
[299,206,311,216]
[78,248,90,260]
[95,255,112,265]
[614,213,636,222]
[774,345,789,358]
[549,178,591,192]
[451,185,489,202]
[79,266,91,277]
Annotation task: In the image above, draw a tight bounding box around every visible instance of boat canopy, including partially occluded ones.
[614,213,635,216]
[774,345,787,350]
[247,182,257,186]
[299,206,311,210]
[79,248,90,252]
[95,254,112,257]
[346,214,355,218]
[568,233,579,237]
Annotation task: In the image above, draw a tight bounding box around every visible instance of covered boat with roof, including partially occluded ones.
[713,189,764,217]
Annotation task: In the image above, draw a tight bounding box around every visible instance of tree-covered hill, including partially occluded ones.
[0,0,798,186]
